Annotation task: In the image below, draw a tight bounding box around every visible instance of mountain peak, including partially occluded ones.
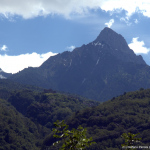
[94,27,129,52]
[99,27,114,34]
[92,27,146,65]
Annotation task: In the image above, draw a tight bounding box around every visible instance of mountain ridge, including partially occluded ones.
[0,68,12,79]
[8,27,150,101]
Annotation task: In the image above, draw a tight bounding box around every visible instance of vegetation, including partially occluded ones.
[63,89,150,149]
[8,90,99,128]
[121,132,141,150]
[0,79,43,92]
[0,79,43,100]
[0,81,98,150]
[52,120,95,150]
[1,79,150,149]
[0,98,49,150]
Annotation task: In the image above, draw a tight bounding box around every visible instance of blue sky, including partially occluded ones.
[0,0,150,73]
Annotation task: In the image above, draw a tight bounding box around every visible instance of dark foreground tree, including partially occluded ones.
[52,120,96,150]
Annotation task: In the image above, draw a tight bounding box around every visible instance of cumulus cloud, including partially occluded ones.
[0,51,57,74]
[105,19,114,28]
[0,45,8,51]
[101,0,150,18]
[120,17,132,26]
[66,45,76,51]
[128,37,150,54]
[0,0,104,19]
[0,0,150,19]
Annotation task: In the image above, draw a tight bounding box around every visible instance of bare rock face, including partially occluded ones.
[94,27,146,65]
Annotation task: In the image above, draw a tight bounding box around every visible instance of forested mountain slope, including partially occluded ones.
[0,98,49,150]
[0,86,99,149]
[8,90,99,129]
[43,88,150,150]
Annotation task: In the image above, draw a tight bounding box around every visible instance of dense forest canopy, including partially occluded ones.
[1,79,150,149]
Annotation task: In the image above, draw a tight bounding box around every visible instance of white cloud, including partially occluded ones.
[101,0,150,18]
[1,45,8,51]
[128,37,150,54]
[0,51,57,74]
[66,45,76,51]
[0,0,150,19]
[0,0,104,19]
[120,17,132,26]
[105,19,114,28]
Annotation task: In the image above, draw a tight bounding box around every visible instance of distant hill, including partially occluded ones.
[0,79,43,91]
[8,90,99,129]
[44,88,150,150]
[9,27,150,101]
[0,79,43,100]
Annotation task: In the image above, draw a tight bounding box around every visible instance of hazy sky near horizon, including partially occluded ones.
[0,0,150,73]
